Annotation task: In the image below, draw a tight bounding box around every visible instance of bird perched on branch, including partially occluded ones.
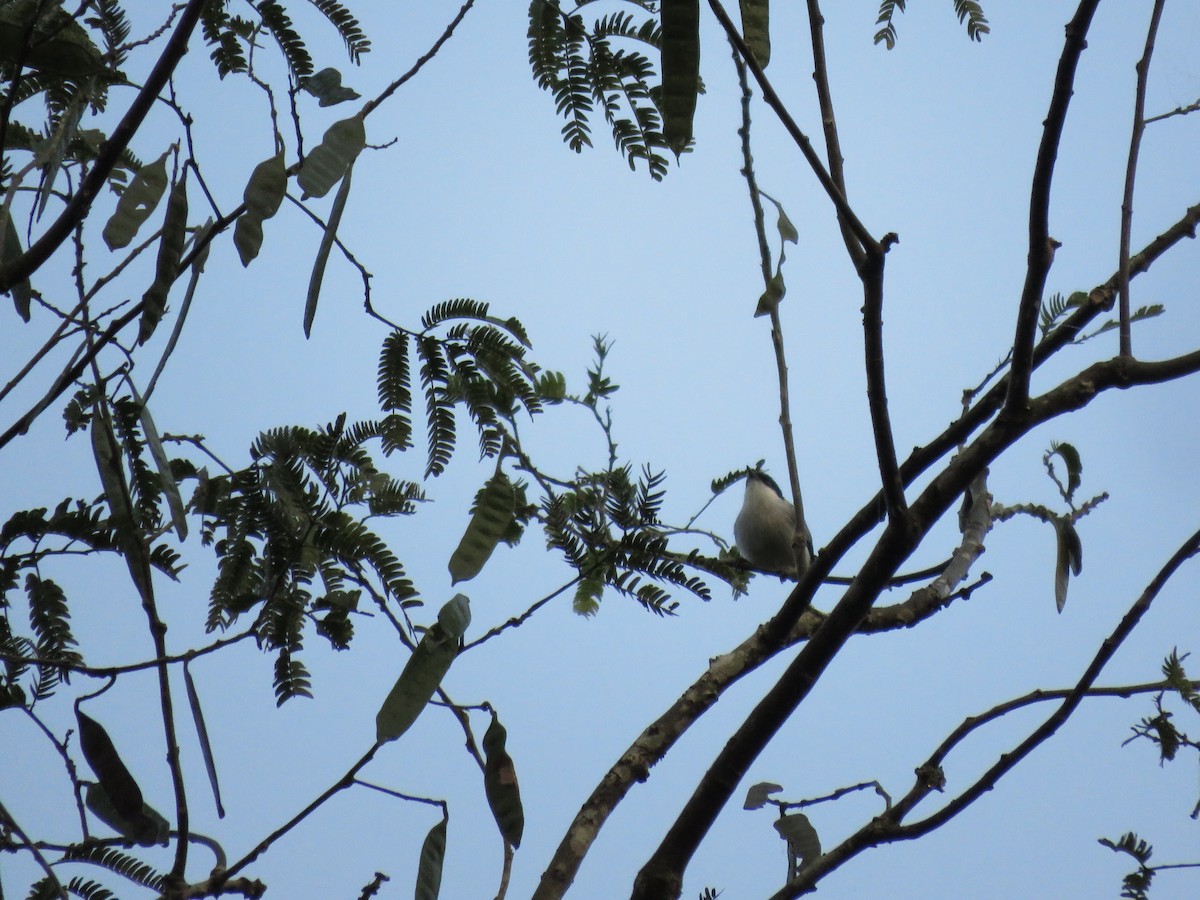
[734,470,812,580]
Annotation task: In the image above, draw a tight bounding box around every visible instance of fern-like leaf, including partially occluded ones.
[201,1,249,78]
[308,0,371,62]
[257,0,314,78]
[62,844,164,892]
[873,0,905,49]
[953,0,990,42]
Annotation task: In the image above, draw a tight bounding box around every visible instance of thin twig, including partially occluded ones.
[708,0,877,258]
[0,797,66,899]
[223,743,382,879]
[728,43,810,578]
[1117,0,1166,358]
[803,0,864,270]
[775,530,1200,897]
[360,0,478,120]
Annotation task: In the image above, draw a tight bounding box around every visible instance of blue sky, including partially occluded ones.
[4,2,1200,897]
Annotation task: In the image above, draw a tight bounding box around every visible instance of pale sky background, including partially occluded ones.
[4,2,1200,898]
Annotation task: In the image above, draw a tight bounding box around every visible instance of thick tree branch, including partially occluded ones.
[534,473,991,898]
[1006,0,1102,412]
[631,345,1200,896]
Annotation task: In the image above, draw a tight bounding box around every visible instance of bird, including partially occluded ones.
[734,470,812,580]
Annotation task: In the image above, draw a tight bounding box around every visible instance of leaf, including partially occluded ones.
[1,207,32,321]
[85,783,169,847]
[234,151,287,266]
[482,714,524,849]
[303,161,353,337]
[90,404,134,530]
[739,0,770,67]
[743,781,783,810]
[1048,441,1082,499]
[76,710,145,824]
[129,384,186,540]
[754,270,785,318]
[102,149,169,250]
[1052,518,1083,613]
[776,205,798,244]
[414,812,448,900]
[139,170,189,344]
[774,811,821,873]
[448,473,516,584]
[375,595,471,743]
[36,94,85,220]
[660,0,700,157]
[297,114,365,200]
[301,67,361,106]
[437,593,472,641]
[184,662,225,818]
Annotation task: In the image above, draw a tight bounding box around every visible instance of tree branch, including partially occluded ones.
[803,0,865,271]
[1117,0,1166,357]
[0,0,209,293]
[1006,0,1102,412]
[775,531,1200,897]
[631,345,1200,895]
[708,0,878,259]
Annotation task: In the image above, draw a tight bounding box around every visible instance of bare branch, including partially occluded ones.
[707,0,878,258]
[1007,0,1102,412]
[774,531,1200,897]
[1117,0,1166,357]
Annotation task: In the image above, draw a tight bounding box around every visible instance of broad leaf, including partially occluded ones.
[234,151,287,266]
[297,115,365,200]
[77,710,145,824]
[739,0,770,67]
[661,0,700,157]
[774,811,821,874]
[482,715,524,849]
[743,781,783,810]
[301,67,361,106]
[1053,518,1083,613]
[754,270,785,318]
[1,208,32,321]
[448,473,516,584]
[375,596,471,743]
[85,783,169,847]
[414,813,448,900]
[102,150,169,250]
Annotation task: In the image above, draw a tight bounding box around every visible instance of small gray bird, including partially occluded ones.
[734,470,812,580]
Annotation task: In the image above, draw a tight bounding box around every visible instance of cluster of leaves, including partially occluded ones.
[0,392,186,708]
[873,0,990,50]
[1099,832,1155,900]
[200,0,370,81]
[197,415,423,703]
[1039,290,1164,344]
[528,0,674,179]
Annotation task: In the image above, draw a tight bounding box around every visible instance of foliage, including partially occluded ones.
[2,2,1199,899]
[528,0,673,179]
